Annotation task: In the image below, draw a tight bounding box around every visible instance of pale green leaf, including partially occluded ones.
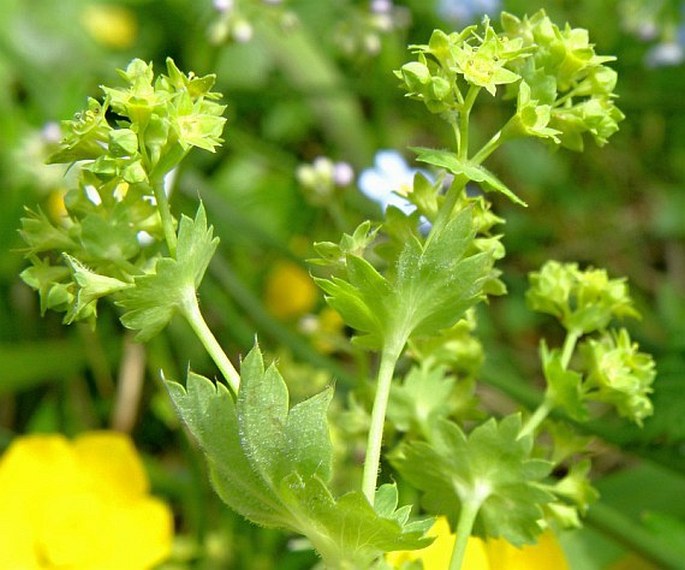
[412,147,526,206]
[116,203,218,341]
[392,414,554,546]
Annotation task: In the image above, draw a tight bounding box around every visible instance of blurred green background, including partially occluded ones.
[1,0,684,568]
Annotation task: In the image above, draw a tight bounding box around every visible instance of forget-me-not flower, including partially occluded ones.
[358,150,422,215]
[437,0,501,23]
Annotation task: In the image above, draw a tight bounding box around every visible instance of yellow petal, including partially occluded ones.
[484,530,570,570]
[81,4,138,50]
[73,431,149,500]
[387,517,490,570]
[264,260,319,319]
[0,432,172,569]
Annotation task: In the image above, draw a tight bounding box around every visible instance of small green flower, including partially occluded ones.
[580,328,656,425]
[452,23,521,96]
[527,261,639,334]
[501,10,624,150]
[502,81,561,143]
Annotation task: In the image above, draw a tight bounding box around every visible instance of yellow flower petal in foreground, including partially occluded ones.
[388,516,568,570]
[0,432,172,570]
[484,530,570,570]
[387,516,490,569]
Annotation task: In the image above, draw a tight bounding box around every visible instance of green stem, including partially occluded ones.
[471,128,504,165]
[361,340,404,504]
[457,85,481,161]
[520,328,581,438]
[561,328,581,369]
[425,173,468,250]
[152,179,177,257]
[519,398,553,440]
[449,497,483,570]
[179,287,240,394]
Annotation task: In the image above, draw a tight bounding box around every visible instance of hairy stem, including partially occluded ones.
[361,340,404,504]
[180,288,240,393]
[152,179,177,257]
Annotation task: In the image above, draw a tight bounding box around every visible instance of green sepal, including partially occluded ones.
[392,414,554,546]
[63,254,131,323]
[412,147,527,206]
[166,345,431,567]
[19,208,77,255]
[47,98,111,164]
[20,257,71,316]
[544,459,599,529]
[116,203,218,341]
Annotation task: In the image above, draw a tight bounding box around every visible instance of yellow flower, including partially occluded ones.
[81,4,138,50]
[387,516,569,570]
[264,260,319,320]
[0,432,172,570]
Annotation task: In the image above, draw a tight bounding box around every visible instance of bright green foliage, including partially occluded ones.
[580,328,656,425]
[314,208,493,352]
[527,260,639,334]
[392,414,554,546]
[166,345,431,568]
[117,204,218,341]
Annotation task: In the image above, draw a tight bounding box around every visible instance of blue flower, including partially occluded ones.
[645,40,684,67]
[358,150,421,214]
[437,0,501,24]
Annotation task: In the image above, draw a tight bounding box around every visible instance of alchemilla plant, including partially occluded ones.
[19,10,656,570]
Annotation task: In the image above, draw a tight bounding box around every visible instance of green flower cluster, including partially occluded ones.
[501,11,625,150]
[396,18,527,113]
[527,260,639,334]
[580,329,656,424]
[20,59,226,325]
[395,10,623,151]
[528,261,655,426]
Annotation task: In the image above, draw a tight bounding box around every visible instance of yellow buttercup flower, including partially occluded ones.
[0,432,172,570]
[81,3,138,49]
[264,260,319,320]
[387,516,569,570]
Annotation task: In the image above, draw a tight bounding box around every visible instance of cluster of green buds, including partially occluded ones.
[20,58,226,325]
[396,10,624,151]
[527,260,656,426]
